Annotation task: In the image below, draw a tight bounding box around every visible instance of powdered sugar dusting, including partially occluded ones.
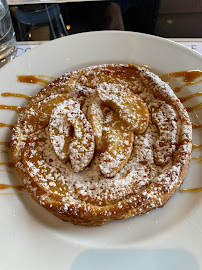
[150,100,178,165]
[53,99,95,173]
[11,64,192,224]
[49,102,71,161]
[97,82,149,132]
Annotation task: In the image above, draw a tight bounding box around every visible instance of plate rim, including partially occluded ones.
[1,31,202,74]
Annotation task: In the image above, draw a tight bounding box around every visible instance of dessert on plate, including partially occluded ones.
[11,64,192,226]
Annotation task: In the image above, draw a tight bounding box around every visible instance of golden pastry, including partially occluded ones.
[11,64,192,226]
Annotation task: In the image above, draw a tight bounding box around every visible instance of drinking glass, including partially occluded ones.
[0,0,17,67]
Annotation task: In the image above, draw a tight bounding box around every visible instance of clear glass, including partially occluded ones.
[0,0,17,67]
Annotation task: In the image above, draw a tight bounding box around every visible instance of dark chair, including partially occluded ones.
[15,4,68,40]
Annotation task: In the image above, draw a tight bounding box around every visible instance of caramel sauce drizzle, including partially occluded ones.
[0,169,13,173]
[180,187,202,193]
[1,92,32,100]
[0,162,14,167]
[161,70,202,92]
[0,193,23,196]
[179,93,202,128]
[185,103,202,112]
[156,71,202,195]
[0,123,13,129]
[0,184,24,190]
[179,92,202,102]
[192,144,202,149]
[174,80,202,93]
[192,156,202,161]
[161,71,202,126]
[192,123,202,129]
[0,123,13,128]
[17,75,55,86]
[0,150,8,154]
[0,105,21,112]
[161,70,202,83]
[0,141,10,147]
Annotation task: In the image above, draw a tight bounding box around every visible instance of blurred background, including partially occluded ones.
[9,0,202,41]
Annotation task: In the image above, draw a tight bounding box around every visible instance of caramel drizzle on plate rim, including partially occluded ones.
[179,92,202,102]
[1,92,32,100]
[192,145,202,162]
[0,184,24,190]
[192,123,202,129]
[0,184,24,195]
[0,105,21,112]
[0,193,23,196]
[192,156,202,161]
[180,187,202,193]
[0,150,8,154]
[161,70,202,83]
[192,144,202,149]
[0,141,11,148]
[162,70,202,128]
[0,162,14,168]
[0,169,13,173]
[0,122,13,129]
[185,103,202,113]
[161,70,202,93]
[174,80,202,93]
[17,75,55,86]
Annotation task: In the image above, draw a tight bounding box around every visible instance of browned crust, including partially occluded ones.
[11,64,192,226]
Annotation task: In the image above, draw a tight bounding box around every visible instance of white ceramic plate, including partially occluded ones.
[0,31,201,270]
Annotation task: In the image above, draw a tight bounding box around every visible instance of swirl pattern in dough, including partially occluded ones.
[11,64,192,226]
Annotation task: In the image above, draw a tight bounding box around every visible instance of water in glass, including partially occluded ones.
[0,0,17,67]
